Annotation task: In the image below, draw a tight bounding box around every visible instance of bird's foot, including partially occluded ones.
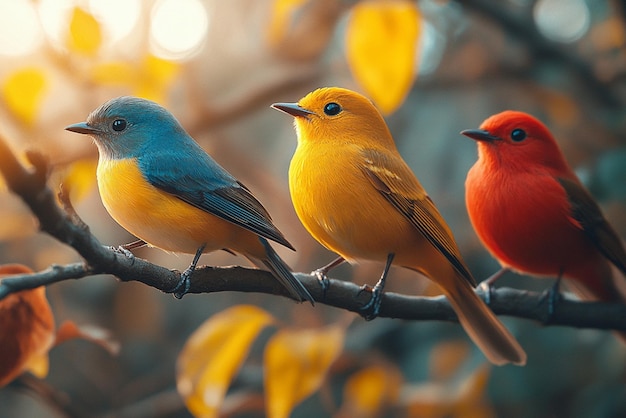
[477,281,496,306]
[107,245,136,263]
[311,268,330,297]
[358,284,383,321]
[171,267,194,299]
[171,244,205,299]
[539,280,562,323]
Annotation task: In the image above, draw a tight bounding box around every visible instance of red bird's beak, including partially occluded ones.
[271,102,315,118]
[461,129,500,142]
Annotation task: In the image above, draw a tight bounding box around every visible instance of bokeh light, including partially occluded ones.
[38,0,75,51]
[534,0,590,43]
[0,0,43,56]
[149,0,209,61]
[89,0,142,45]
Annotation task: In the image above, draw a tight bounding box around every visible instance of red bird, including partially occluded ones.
[462,111,626,308]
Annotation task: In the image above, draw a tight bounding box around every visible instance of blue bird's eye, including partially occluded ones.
[323,102,342,116]
[112,119,127,132]
[510,128,526,142]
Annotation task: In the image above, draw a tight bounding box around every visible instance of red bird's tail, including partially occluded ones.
[567,262,626,343]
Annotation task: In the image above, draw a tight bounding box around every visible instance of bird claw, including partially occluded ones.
[477,281,495,305]
[539,281,562,323]
[171,268,193,299]
[358,284,383,321]
[311,268,330,297]
[107,245,136,263]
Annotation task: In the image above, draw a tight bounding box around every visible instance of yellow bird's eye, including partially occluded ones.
[323,102,342,116]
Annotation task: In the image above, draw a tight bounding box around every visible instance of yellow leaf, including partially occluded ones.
[340,364,402,418]
[402,363,494,418]
[135,55,180,104]
[264,324,345,418]
[266,0,342,61]
[67,7,102,55]
[62,159,97,204]
[91,62,136,85]
[177,305,275,418]
[24,353,49,378]
[2,68,47,126]
[346,0,421,114]
[267,0,308,47]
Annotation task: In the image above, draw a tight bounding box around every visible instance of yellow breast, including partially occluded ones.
[289,143,419,262]
[96,158,257,254]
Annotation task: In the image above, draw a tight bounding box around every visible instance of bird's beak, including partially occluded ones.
[460,129,500,142]
[65,122,100,135]
[271,102,315,118]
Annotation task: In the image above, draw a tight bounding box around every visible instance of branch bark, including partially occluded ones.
[1,134,625,332]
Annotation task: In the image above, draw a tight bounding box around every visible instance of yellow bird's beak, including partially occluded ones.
[271,102,315,118]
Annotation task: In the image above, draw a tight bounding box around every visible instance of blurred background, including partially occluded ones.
[1,0,625,417]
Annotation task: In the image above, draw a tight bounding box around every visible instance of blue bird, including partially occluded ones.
[66,96,313,303]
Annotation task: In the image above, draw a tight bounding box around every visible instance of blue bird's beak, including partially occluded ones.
[271,102,315,118]
[65,122,100,135]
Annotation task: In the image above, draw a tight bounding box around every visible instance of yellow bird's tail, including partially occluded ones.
[444,275,527,366]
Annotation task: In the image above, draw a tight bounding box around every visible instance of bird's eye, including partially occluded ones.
[323,102,342,116]
[510,128,526,142]
[112,119,127,132]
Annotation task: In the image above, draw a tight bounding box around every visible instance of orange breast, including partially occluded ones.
[96,158,260,255]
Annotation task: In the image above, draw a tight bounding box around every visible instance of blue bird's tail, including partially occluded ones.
[257,237,314,305]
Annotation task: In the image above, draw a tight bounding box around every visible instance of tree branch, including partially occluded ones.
[1,134,625,332]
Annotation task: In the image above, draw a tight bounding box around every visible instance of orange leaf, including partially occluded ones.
[2,68,47,126]
[346,0,421,114]
[67,7,102,55]
[177,305,275,418]
[0,265,55,387]
[264,324,345,418]
[55,320,120,355]
[340,364,402,418]
[429,340,471,382]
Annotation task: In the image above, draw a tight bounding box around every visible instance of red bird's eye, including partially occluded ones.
[510,129,526,142]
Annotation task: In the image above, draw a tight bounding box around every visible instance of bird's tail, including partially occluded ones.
[256,237,314,305]
[568,265,626,344]
[443,275,527,366]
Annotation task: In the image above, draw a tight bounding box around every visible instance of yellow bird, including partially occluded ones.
[272,87,526,366]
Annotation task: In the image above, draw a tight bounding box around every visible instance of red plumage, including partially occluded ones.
[464,111,626,305]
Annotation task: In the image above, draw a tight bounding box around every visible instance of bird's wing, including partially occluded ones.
[361,149,476,286]
[558,177,626,275]
[139,148,294,250]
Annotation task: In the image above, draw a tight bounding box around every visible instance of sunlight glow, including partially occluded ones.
[0,0,43,56]
[534,0,590,43]
[149,0,209,61]
[89,0,142,45]
[38,0,75,51]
